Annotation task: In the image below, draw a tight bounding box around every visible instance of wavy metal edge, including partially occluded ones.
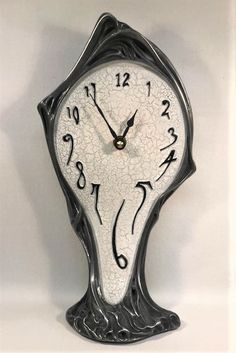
[37,13,196,344]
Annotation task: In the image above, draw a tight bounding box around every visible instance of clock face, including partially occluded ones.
[54,60,186,304]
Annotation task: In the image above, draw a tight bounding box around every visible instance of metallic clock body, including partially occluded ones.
[38,13,196,344]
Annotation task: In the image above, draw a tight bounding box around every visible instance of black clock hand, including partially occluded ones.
[122,109,138,138]
[89,94,117,139]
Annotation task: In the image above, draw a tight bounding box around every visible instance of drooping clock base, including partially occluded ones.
[66,276,180,344]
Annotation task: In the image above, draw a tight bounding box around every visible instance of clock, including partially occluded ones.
[38,13,196,344]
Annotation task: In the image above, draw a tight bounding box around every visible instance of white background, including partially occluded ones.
[1,1,235,352]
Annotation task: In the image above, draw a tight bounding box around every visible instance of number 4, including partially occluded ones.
[156,150,177,182]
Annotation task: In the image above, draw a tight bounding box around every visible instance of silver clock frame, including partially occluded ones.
[38,13,196,344]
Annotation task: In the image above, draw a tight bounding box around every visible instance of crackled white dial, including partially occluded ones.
[54,60,186,304]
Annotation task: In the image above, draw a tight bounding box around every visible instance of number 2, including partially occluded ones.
[161,100,171,119]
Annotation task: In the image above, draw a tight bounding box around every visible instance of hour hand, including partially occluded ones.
[122,109,138,138]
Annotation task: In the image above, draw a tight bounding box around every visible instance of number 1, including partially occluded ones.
[146,81,151,96]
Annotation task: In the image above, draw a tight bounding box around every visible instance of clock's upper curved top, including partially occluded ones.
[54,60,186,187]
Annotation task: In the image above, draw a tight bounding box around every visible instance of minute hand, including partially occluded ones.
[89,94,117,139]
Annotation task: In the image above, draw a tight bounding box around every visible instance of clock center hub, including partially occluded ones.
[113,136,127,150]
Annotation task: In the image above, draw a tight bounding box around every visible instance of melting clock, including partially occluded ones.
[38,13,196,344]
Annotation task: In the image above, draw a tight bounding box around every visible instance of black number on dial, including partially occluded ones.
[66,106,79,125]
[62,134,74,165]
[146,81,151,96]
[161,100,171,119]
[132,181,153,234]
[160,127,178,151]
[156,149,177,182]
[84,82,96,101]
[76,161,86,189]
[116,73,130,87]
[112,199,128,269]
[91,183,102,225]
